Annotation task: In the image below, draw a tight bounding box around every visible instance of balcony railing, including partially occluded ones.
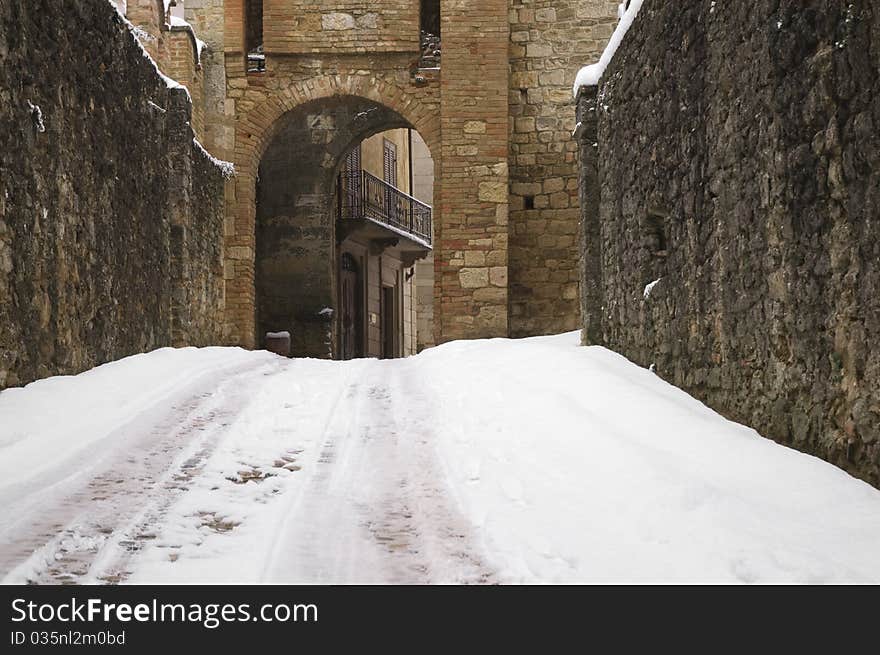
[337,170,433,246]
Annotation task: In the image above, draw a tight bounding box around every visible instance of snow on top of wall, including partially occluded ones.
[169,15,208,61]
[572,0,646,96]
[194,138,235,179]
[104,1,230,177]
[105,0,191,98]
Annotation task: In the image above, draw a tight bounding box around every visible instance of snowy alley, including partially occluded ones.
[2,333,880,585]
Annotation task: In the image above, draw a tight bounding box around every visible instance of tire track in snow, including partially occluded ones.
[265,359,495,584]
[0,359,286,584]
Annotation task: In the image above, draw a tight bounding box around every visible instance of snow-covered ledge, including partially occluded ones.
[572,0,646,96]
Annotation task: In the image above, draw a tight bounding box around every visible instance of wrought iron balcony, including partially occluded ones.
[337,170,433,246]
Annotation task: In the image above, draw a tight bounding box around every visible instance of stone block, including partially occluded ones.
[459,267,490,289]
[479,181,508,203]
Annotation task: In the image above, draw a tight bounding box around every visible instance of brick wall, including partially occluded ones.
[210,1,622,348]
[185,0,233,160]
[162,27,206,141]
[508,0,618,338]
[436,0,510,342]
[125,0,166,59]
[263,0,420,54]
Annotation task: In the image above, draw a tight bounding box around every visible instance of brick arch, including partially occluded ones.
[224,74,440,348]
[235,74,440,179]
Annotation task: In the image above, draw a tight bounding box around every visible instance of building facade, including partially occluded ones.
[124,1,620,358]
[336,129,428,359]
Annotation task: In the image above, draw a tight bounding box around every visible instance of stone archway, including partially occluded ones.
[224,74,441,349]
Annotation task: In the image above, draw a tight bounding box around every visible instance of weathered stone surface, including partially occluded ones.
[322,13,356,31]
[459,268,490,289]
[356,13,380,30]
[479,181,508,203]
[577,0,880,486]
[463,121,487,134]
[0,0,227,390]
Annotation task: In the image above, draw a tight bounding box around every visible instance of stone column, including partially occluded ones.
[437,0,510,343]
[184,0,233,160]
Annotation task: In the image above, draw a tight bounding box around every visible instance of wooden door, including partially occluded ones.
[340,253,362,360]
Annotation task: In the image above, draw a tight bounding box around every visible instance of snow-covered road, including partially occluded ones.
[2,333,880,584]
[0,347,493,584]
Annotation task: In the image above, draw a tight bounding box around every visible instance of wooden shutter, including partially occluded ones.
[345,144,361,173]
[383,139,397,187]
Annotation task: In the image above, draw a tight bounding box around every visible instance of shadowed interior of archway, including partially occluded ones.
[255,95,421,358]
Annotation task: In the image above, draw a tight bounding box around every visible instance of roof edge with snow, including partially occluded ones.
[168,16,209,67]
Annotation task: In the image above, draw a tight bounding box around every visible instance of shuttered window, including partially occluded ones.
[345,144,362,173]
[383,139,397,187]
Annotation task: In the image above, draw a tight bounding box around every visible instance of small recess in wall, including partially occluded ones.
[644,209,669,257]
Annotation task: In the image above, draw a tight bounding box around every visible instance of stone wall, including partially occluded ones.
[263,0,420,54]
[508,0,618,338]
[0,0,229,390]
[115,0,209,142]
[207,1,623,349]
[578,0,880,484]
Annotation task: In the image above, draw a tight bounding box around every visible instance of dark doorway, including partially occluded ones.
[340,253,363,360]
[381,285,397,359]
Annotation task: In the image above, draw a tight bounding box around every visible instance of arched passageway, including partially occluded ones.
[255,95,434,359]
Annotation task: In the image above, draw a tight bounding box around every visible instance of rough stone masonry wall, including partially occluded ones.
[0,0,228,390]
[114,0,208,140]
[579,0,880,485]
[508,0,618,338]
